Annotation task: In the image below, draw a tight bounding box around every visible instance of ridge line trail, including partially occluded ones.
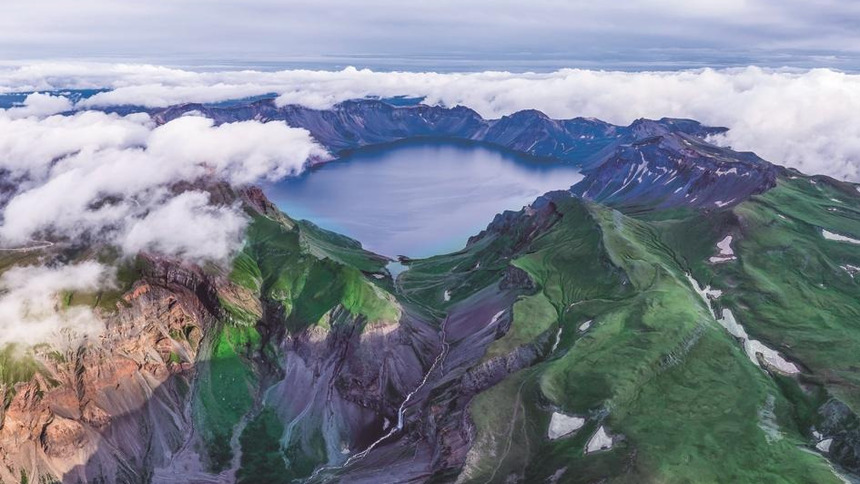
[483,375,530,484]
[0,240,54,252]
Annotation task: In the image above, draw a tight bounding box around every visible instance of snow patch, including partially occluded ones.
[585,426,613,453]
[717,235,735,256]
[709,235,736,263]
[817,438,833,453]
[489,309,506,326]
[578,320,593,332]
[823,230,860,245]
[547,412,585,440]
[687,275,799,375]
[841,264,860,278]
[443,290,451,301]
[685,273,721,318]
[718,309,800,374]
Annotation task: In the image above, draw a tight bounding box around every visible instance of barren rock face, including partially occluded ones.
[42,416,88,459]
[0,257,227,484]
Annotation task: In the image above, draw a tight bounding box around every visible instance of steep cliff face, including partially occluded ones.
[0,256,228,484]
[144,99,724,167]
[146,100,775,212]
[571,122,779,211]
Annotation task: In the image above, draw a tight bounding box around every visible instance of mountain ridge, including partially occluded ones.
[0,100,859,483]
[139,98,772,211]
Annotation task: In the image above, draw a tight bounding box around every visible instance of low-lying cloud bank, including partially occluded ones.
[1,63,858,180]
[0,262,113,347]
[0,98,327,258]
[0,93,327,345]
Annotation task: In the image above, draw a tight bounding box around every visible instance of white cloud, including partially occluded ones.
[0,108,328,261]
[146,116,323,184]
[4,92,73,119]
[0,262,114,346]
[0,64,856,180]
[0,110,151,183]
[121,191,247,261]
[0,100,326,346]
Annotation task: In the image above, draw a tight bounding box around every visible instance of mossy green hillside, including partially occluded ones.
[459,197,839,483]
[230,215,399,333]
[706,176,860,410]
[194,324,261,471]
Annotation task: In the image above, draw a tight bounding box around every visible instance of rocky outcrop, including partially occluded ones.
[571,120,778,210]
[461,327,556,396]
[0,255,237,484]
[817,399,860,474]
[468,191,567,255]
[144,99,726,167]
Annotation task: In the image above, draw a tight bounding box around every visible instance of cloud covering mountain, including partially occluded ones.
[0,93,327,345]
[0,95,327,255]
[0,262,113,347]
[2,64,859,180]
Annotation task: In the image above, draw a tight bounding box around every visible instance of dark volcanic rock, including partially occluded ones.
[818,398,860,474]
[572,120,778,211]
[145,98,726,166]
[144,99,776,210]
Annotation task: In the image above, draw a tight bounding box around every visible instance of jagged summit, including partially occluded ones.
[139,98,774,211]
[573,124,777,210]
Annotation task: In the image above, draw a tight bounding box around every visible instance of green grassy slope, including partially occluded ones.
[229,214,399,332]
[197,210,403,471]
[706,176,860,412]
[455,196,841,483]
[4,173,854,482]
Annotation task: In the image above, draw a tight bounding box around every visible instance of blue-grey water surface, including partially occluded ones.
[266,141,582,258]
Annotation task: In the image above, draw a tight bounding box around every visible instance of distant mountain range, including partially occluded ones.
[145,99,778,210]
[1,98,859,484]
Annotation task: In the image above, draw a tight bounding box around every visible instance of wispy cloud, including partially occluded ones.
[0,262,114,346]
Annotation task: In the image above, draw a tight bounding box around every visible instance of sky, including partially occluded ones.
[2,0,860,71]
